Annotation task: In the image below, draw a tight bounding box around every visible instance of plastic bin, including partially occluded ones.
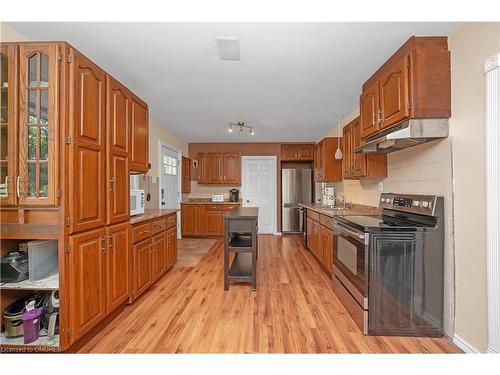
[28,240,58,281]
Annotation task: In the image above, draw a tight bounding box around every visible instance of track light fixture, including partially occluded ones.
[228,121,255,136]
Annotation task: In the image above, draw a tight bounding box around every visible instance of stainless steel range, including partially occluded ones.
[332,193,444,337]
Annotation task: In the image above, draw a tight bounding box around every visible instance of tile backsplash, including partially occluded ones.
[334,138,455,337]
[187,181,242,200]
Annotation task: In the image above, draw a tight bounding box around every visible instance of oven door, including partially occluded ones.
[332,221,369,307]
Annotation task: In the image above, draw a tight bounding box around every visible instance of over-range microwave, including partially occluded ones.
[130,189,145,216]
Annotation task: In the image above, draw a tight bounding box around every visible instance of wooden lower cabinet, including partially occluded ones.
[306,210,335,273]
[131,213,177,302]
[69,228,107,342]
[181,203,240,237]
[106,222,131,314]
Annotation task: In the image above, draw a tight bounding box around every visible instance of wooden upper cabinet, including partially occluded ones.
[281,144,314,161]
[182,156,191,193]
[17,43,59,206]
[360,80,380,139]
[207,153,223,184]
[106,76,130,225]
[197,152,241,185]
[378,55,410,130]
[129,96,149,173]
[105,222,130,314]
[69,227,107,343]
[360,37,450,140]
[0,44,18,207]
[68,48,106,234]
[314,137,342,182]
[342,117,387,180]
[223,153,240,184]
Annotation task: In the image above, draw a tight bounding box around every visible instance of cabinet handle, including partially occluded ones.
[108,234,114,250]
[110,177,115,192]
[372,111,376,125]
[377,109,383,124]
[101,237,106,252]
[16,176,23,198]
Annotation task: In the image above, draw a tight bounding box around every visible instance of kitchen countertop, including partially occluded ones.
[299,202,381,217]
[224,207,259,218]
[130,208,179,225]
[181,199,242,205]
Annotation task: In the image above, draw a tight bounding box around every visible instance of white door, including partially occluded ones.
[242,156,277,234]
[160,144,180,209]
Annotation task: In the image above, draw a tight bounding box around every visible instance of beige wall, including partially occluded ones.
[448,22,500,352]
[0,22,29,42]
[148,118,188,179]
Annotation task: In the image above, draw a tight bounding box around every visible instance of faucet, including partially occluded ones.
[335,193,346,209]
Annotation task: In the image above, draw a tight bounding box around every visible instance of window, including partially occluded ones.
[163,155,177,176]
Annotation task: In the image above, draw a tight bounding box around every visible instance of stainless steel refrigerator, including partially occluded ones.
[281,168,312,233]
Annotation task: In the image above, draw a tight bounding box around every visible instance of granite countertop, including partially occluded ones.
[130,208,179,224]
[181,199,242,205]
[299,202,381,217]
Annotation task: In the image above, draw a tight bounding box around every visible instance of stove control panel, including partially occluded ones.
[379,193,438,216]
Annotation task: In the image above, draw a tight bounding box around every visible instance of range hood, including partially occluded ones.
[353,118,449,154]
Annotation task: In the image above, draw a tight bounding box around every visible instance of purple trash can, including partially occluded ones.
[21,307,42,344]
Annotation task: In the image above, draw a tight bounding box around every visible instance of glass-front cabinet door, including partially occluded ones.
[0,44,17,206]
[18,44,58,206]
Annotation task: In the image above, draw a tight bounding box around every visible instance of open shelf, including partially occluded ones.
[0,273,59,290]
[228,234,253,251]
[228,253,253,280]
[0,332,60,352]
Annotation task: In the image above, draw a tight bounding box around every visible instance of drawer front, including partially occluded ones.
[222,204,240,211]
[320,214,333,229]
[307,210,319,222]
[166,213,177,229]
[152,217,167,235]
[132,222,152,243]
[205,204,223,211]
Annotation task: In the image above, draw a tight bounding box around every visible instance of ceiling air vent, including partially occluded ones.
[215,36,240,61]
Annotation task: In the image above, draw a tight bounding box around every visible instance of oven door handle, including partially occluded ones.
[332,221,367,243]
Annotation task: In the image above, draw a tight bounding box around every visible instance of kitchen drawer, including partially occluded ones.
[205,204,223,211]
[222,204,240,211]
[166,213,177,229]
[152,217,167,235]
[132,222,152,244]
[307,210,319,222]
[320,214,333,229]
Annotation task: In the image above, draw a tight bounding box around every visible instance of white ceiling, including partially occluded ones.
[10,22,459,142]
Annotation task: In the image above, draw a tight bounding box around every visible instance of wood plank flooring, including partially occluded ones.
[78,235,461,353]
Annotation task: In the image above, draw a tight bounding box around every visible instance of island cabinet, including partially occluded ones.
[342,116,387,179]
[196,152,241,185]
[314,137,343,182]
[281,143,315,161]
[181,203,240,237]
[130,212,177,303]
[306,209,334,273]
[360,36,451,140]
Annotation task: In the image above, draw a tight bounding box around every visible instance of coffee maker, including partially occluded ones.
[229,189,239,202]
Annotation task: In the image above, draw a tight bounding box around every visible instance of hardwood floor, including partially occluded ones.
[78,235,461,353]
[175,238,217,267]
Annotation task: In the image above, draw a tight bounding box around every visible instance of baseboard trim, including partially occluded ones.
[453,334,480,353]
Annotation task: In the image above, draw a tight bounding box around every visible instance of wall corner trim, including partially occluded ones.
[484,53,500,74]
[453,334,481,353]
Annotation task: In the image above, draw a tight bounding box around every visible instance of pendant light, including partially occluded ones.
[334,114,343,160]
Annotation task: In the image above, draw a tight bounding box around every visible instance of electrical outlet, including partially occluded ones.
[378,182,384,191]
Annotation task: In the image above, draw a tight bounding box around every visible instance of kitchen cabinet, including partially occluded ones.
[68,48,107,234]
[196,152,241,185]
[152,231,166,279]
[306,210,335,273]
[106,76,130,225]
[181,203,240,237]
[69,227,107,342]
[105,222,130,314]
[182,156,191,193]
[342,117,387,179]
[360,36,450,140]
[129,95,149,173]
[281,144,314,161]
[0,44,17,207]
[132,238,152,299]
[313,137,342,182]
[18,43,59,206]
[166,226,177,267]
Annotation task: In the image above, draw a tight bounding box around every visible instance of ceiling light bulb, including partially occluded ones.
[239,127,243,134]
[250,128,255,135]
[228,125,233,133]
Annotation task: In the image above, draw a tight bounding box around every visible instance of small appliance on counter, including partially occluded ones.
[212,194,224,202]
[1,250,29,283]
[229,189,239,202]
[130,189,145,216]
[322,187,335,206]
